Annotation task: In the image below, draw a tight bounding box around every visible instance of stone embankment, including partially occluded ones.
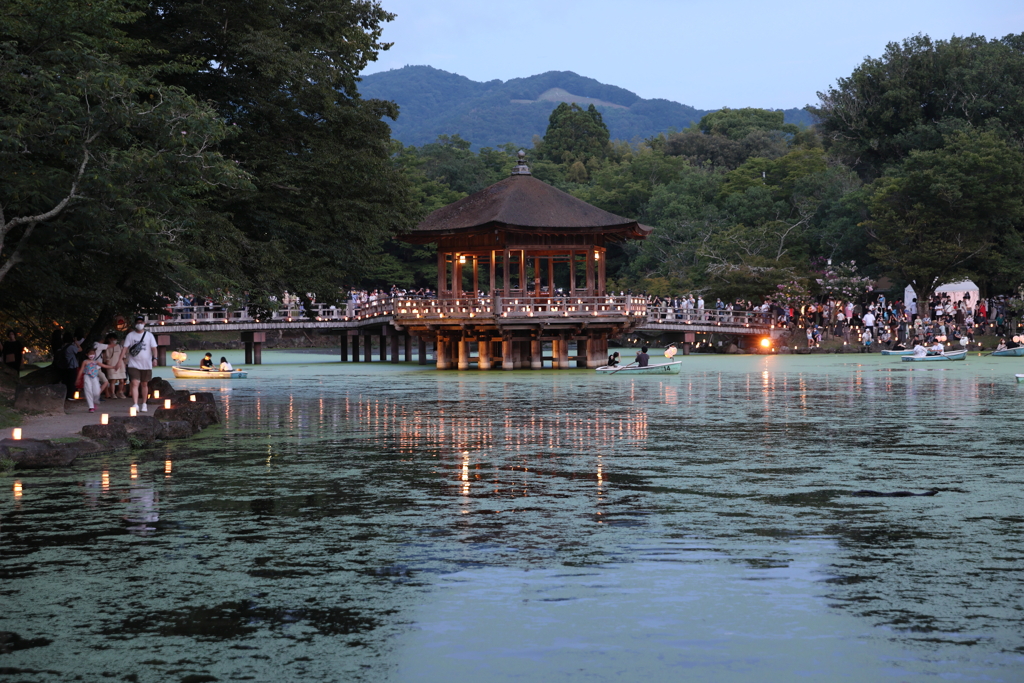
[0,377,219,469]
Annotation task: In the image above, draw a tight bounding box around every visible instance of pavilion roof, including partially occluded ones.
[401,174,652,244]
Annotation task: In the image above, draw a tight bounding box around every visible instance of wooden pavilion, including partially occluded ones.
[394,152,652,370]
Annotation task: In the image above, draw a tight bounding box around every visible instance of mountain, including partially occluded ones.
[359,65,817,150]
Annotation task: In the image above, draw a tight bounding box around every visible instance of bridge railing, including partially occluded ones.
[143,297,776,328]
[645,306,776,328]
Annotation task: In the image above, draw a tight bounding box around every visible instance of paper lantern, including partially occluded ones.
[100,414,109,425]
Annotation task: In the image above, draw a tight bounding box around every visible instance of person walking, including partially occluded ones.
[120,316,158,413]
[102,333,127,399]
[76,349,110,413]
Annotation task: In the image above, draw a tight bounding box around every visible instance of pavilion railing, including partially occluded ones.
[393,295,649,321]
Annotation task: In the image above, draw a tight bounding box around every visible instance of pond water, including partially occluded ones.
[2,351,1023,682]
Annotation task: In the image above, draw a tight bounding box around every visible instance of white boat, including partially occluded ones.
[880,349,914,356]
[991,346,1024,357]
[596,361,682,375]
[172,366,248,379]
[1016,374,1024,383]
[901,350,968,362]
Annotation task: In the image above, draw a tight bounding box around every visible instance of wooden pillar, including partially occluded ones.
[418,337,427,365]
[577,338,588,368]
[242,332,265,365]
[436,336,450,370]
[548,257,555,297]
[586,248,595,295]
[503,248,510,297]
[472,256,479,298]
[457,335,469,370]
[390,331,400,364]
[557,335,569,369]
[156,334,170,367]
[404,334,412,362]
[502,336,514,370]
[340,334,349,361]
[551,338,560,369]
[530,338,542,369]
[437,250,446,297]
[490,250,497,297]
[478,337,492,370]
[363,334,372,363]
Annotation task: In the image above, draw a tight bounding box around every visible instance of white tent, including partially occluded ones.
[904,280,980,308]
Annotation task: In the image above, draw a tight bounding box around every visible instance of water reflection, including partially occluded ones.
[2,356,1022,681]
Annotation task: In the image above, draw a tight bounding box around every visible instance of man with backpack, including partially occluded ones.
[119,316,158,413]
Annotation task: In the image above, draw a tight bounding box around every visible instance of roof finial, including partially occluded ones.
[511,149,531,176]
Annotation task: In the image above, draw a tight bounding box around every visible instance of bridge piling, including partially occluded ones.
[391,332,400,364]
[418,337,427,365]
[363,334,372,363]
[340,334,349,362]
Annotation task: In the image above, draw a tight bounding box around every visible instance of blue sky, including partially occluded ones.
[362,0,1023,110]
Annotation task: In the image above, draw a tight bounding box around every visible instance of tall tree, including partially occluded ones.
[126,0,412,307]
[865,130,1024,308]
[0,0,248,289]
[540,103,610,169]
[813,33,1024,181]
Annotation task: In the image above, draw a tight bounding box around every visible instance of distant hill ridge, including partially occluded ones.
[359,65,816,150]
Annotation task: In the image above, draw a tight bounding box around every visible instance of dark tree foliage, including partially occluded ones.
[540,103,611,168]
[813,33,1024,181]
[126,0,413,307]
[698,108,799,140]
[0,0,250,343]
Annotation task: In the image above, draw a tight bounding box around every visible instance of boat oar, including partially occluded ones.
[609,361,638,374]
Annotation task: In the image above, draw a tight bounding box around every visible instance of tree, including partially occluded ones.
[0,0,248,289]
[540,103,610,165]
[865,130,1024,309]
[698,108,798,141]
[813,33,1024,181]
[126,0,412,305]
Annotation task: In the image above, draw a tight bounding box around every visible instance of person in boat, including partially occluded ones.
[199,352,214,370]
[607,351,620,367]
[912,340,928,357]
[219,356,233,372]
[636,346,650,367]
[996,339,1007,352]
[929,340,945,356]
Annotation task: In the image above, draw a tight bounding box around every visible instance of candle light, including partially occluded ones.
[129,406,137,417]
[12,428,22,440]
[190,395,196,402]
[100,414,108,425]
[154,390,160,399]
[164,399,172,410]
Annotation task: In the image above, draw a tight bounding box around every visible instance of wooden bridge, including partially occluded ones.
[142,296,776,368]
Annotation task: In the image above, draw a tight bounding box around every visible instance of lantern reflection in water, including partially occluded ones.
[102,470,109,492]
[130,463,138,480]
[13,480,22,499]
[165,460,172,477]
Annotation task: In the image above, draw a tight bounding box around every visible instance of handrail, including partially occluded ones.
[140,295,774,329]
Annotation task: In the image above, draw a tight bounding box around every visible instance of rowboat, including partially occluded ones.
[596,361,682,375]
[172,366,248,379]
[901,350,968,362]
[1016,374,1024,383]
[991,346,1024,357]
[880,349,914,355]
